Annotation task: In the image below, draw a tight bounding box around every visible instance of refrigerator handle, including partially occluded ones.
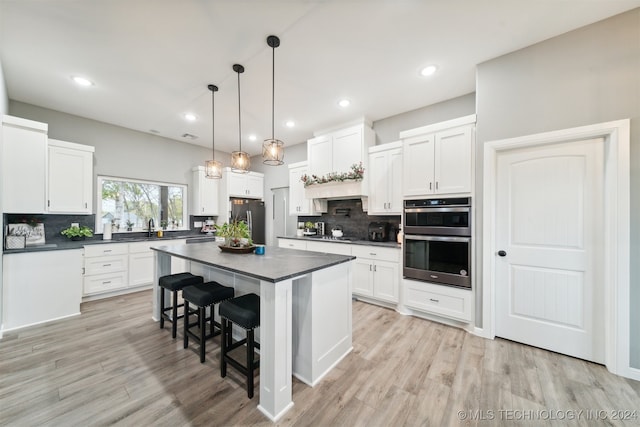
[247,210,253,237]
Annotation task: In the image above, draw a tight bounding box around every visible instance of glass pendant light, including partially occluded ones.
[204,84,222,179]
[262,35,284,166]
[231,64,250,173]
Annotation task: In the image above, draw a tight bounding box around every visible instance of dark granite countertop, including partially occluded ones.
[3,234,218,254]
[278,235,400,249]
[152,243,356,283]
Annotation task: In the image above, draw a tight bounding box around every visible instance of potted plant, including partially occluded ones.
[61,225,93,241]
[304,221,317,235]
[160,220,168,230]
[125,220,134,231]
[217,219,253,248]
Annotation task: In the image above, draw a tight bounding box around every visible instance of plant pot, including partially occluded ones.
[70,236,85,241]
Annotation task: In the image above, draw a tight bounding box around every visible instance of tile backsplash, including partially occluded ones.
[298,199,400,241]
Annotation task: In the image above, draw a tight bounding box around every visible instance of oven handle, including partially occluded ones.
[405,234,470,243]
[404,207,470,213]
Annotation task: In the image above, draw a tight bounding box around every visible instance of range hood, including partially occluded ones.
[304,180,368,211]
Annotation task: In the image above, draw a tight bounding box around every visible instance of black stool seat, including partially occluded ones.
[159,272,204,338]
[183,281,234,363]
[219,293,260,329]
[220,293,260,398]
[159,272,204,291]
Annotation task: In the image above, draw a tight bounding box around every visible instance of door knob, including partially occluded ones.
[498,250,507,257]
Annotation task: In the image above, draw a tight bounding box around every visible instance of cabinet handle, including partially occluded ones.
[429,298,439,303]
[48,200,50,207]
[436,181,439,190]
[373,265,377,272]
[429,182,432,190]
[103,264,111,267]
[369,253,376,256]
[369,264,372,271]
[430,274,439,279]
[104,249,112,253]
[85,202,88,208]
[103,281,112,285]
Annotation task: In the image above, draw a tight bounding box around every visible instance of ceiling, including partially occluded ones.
[2,0,639,156]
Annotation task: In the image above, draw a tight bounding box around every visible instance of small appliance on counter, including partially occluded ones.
[368,222,389,242]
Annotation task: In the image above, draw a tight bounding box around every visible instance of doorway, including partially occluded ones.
[482,119,632,378]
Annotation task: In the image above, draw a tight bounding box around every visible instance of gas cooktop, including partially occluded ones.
[307,235,355,241]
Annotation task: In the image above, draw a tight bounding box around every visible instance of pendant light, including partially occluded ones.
[262,35,284,165]
[204,84,222,179]
[231,64,250,173]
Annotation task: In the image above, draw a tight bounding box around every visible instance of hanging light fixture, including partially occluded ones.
[231,64,250,173]
[262,35,284,165]
[204,84,222,179]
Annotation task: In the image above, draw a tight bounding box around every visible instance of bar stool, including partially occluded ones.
[219,293,260,398]
[183,281,235,363]
[159,272,204,338]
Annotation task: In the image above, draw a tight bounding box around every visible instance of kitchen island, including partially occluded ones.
[151,243,355,422]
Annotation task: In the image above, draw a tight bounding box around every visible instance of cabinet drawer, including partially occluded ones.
[83,271,128,295]
[404,279,472,322]
[84,254,128,275]
[278,239,307,250]
[306,241,352,256]
[352,245,399,262]
[84,243,128,257]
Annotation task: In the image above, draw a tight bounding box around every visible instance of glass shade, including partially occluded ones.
[205,159,222,179]
[262,138,284,165]
[231,151,250,173]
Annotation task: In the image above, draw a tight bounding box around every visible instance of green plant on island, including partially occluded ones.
[61,225,94,239]
[300,162,365,188]
[216,219,253,247]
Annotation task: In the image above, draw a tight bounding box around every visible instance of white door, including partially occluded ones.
[495,137,604,363]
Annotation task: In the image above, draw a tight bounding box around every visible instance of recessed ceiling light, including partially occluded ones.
[72,76,93,87]
[420,65,437,77]
[285,120,295,128]
[249,134,257,141]
[338,99,351,108]
[184,113,197,122]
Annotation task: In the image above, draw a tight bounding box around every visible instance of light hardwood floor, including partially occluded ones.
[1,290,639,426]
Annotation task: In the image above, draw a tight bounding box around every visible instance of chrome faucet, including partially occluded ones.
[148,218,155,237]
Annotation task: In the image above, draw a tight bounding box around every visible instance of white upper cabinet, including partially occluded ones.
[191,166,219,216]
[2,115,48,213]
[47,139,94,214]
[307,123,374,178]
[368,141,403,215]
[288,161,327,215]
[225,168,264,199]
[401,115,475,197]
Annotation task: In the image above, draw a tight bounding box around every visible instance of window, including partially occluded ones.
[96,176,188,233]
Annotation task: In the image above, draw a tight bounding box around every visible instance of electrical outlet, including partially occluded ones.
[194,221,203,228]
[71,222,79,228]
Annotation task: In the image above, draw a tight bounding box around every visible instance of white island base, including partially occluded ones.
[152,245,353,422]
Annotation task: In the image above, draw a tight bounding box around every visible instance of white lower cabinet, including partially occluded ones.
[83,239,187,297]
[305,241,352,256]
[403,279,472,322]
[278,238,307,250]
[351,245,399,303]
[2,249,83,331]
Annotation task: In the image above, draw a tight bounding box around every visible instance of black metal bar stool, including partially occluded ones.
[219,293,260,398]
[159,272,204,338]
[183,281,234,363]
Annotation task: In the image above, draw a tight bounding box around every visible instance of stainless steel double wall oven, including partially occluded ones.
[403,197,471,288]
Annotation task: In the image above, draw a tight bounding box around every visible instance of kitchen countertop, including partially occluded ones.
[278,235,401,249]
[152,242,356,283]
[2,234,219,254]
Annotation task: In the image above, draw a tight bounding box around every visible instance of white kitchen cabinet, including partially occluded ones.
[83,240,188,297]
[306,240,352,256]
[278,238,307,250]
[2,249,83,331]
[368,141,403,215]
[401,115,475,197]
[351,245,400,303]
[191,166,219,216]
[288,161,327,215]
[1,115,48,213]
[403,279,472,322]
[307,123,374,179]
[226,168,264,199]
[47,139,94,214]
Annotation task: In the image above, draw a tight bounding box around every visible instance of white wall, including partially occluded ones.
[0,59,7,336]
[476,9,640,367]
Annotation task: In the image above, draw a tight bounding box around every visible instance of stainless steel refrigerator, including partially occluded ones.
[230,198,266,245]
